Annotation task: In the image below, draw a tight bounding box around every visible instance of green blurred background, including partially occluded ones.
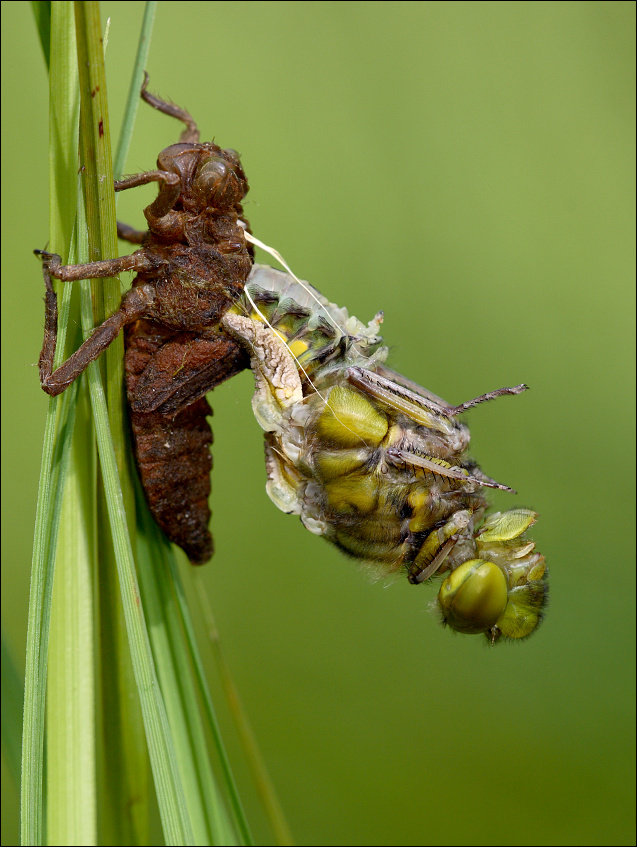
[2,2,634,844]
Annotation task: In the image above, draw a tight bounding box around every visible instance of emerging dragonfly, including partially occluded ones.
[223,264,548,643]
[38,78,547,643]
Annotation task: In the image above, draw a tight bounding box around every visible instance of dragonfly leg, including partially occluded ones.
[117,220,147,244]
[140,72,200,143]
[408,510,473,584]
[38,255,155,396]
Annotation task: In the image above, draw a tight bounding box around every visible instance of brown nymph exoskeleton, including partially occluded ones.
[38,75,252,563]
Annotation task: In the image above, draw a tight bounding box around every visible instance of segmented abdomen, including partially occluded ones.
[124,318,246,564]
[129,400,214,564]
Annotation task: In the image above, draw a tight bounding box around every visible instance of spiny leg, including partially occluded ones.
[375,365,528,417]
[114,168,182,225]
[348,366,527,422]
[37,253,156,396]
[35,249,155,282]
[408,510,473,584]
[386,448,516,493]
[446,384,528,415]
[117,221,148,245]
[140,71,200,144]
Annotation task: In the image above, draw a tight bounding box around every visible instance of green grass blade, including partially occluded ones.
[81,351,195,846]
[21,4,80,844]
[47,374,98,845]
[30,1,51,69]
[176,572,256,846]
[26,5,255,844]
[21,402,59,847]
[1,631,24,791]
[72,7,150,842]
[113,0,157,181]
[136,497,240,846]
[74,4,194,843]
[75,283,194,845]
[94,8,156,843]
[197,596,293,846]
[110,4,252,842]
[42,5,98,840]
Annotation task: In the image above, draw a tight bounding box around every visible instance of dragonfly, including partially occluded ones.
[38,78,547,643]
[222,263,548,643]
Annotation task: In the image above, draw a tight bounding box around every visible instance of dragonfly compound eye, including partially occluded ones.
[437,559,508,635]
[194,157,244,208]
[221,148,241,166]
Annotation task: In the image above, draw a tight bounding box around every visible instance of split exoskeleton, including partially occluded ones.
[38,77,547,643]
[223,266,548,643]
[38,75,252,563]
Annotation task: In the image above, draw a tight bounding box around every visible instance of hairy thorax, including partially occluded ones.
[135,236,252,331]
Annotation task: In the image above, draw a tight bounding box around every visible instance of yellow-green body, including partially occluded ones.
[223,265,547,643]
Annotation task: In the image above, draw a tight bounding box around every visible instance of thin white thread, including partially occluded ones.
[242,285,369,449]
[244,231,347,337]
[241,238,476,482]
